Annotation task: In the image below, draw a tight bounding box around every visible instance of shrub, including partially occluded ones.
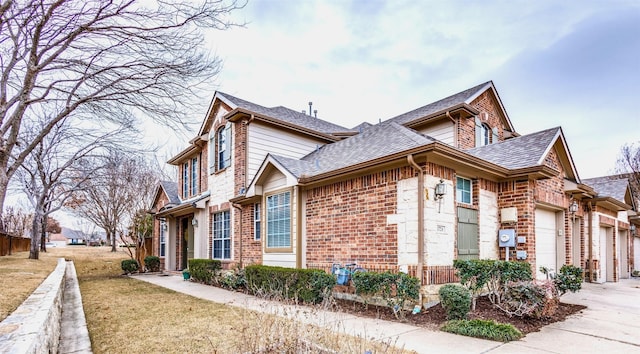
[496,280,558,318]
[441,319,522,342]
[121,259,139,274]
[554,265,583,295]
[438,284,471,320]
[453,259,532,308]
[188,259,222,284]
[244,265,335,304]
[220,268,246,290]
[352,271,420,319]
[144,256,160,272]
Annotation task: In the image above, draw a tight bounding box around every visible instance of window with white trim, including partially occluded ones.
[266,191,291,248]
[182,162,188,198]
[254,203,261,241]
[190,157,198,194]
[159,221,166,257]
[456,177,472,204]
[217,123,231,170]
[212,210,231,259]
[208,134,215,174]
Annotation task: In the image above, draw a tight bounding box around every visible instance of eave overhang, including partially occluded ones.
[591,197,632,212]
[167,145,201,165]
[403,104,478,130]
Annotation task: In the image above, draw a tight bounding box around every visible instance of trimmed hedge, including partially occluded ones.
[554,265,583,295]
[439,284,471,320]
[121,259,139,274]
[453,259,532,306]
[245,265,335,304]
[188,259,222,284]
[441,319,522,342]
[144,256,160,272]
[353,271,420,319]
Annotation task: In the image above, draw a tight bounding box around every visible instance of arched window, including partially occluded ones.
[217,123,231,170]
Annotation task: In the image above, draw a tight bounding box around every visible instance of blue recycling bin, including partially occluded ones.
[336,269,349,285]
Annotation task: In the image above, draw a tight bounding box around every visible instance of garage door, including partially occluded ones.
[635,237,640,274]
[535,209,557,280]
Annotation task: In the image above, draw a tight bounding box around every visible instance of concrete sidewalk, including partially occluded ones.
[133,274,640,353]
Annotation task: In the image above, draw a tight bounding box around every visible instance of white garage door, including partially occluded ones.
[535,209,557,280]
[634,237,640,273]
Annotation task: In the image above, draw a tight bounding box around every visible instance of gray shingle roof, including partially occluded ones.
[465,127,561,169]
[273,122,435,178]
[160,180,180,204]
[582,177,630,203]
[387,81,490,125]
[217,92,354,135]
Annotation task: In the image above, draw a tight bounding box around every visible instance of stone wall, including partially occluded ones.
[0,258,66,353]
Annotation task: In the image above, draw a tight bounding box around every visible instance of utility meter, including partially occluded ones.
[498,229,516,247]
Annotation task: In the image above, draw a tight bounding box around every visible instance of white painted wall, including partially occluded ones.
[193,208,209,259]
[634,237,640,272]
[395,177,419,265]
[478,189,499,259]
[246,122,325,185]
[424,176,456,266]
[417,120,454,146]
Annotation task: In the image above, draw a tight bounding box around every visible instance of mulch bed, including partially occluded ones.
[332,295,586,335]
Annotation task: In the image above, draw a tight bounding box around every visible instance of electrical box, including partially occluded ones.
[500,207,518,223]
[516,250,527,260]
[498,229,516,247]
[517,236,526,244]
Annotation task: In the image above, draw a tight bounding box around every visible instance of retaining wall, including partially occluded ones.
[0,258,66,354]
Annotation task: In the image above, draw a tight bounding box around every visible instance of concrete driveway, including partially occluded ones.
[488,278,640,353]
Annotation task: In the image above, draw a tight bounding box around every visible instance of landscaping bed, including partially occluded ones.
[332,294,586,335]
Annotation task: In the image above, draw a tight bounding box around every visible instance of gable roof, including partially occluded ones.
[464,127,579,181]
[273,122,435,179]
[386,81,515,133]
[217,91,355,136]
[582,176,635,209]
[150,180,180,211]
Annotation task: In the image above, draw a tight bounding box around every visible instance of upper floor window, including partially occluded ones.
[190,157,198,194]
[266,191,291,249]
[209,134,215,174]
[217,123,231,170]
[456,177,472,204]
[254,203,261,241]
[159,221,166,257]
[182,162,189,198]
[475,117,499,147]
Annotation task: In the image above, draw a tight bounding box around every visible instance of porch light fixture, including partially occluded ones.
[569,200,578,222]
[434,180,446,199]
[191,218,198,227]
[161,223,167,231]
[631,224,636,232]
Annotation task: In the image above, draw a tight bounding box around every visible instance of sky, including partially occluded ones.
[161,0,640,180]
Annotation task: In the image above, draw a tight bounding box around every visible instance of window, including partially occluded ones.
[182,162,189,198]
[217,123,231,170]
[475,116,499,147]
[266,191,290,249]
[190,157,198,194]
[456,177,472,204]
[159,221,166,257]
[254,203,261,241]
[209,134,215,174]
[212,211,231,259]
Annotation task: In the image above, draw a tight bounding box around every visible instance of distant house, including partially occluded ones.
[151,81,638,296]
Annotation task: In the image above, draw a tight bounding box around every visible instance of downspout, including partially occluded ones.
[232,203,243,268]
[296,186,303,269]
[407,155,425,288]
[587,201,593,282]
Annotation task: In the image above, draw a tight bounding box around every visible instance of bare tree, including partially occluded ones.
[16,117,128,259]
[0,205,31,237]
[69,151,161,252]
[615,142,640,207]
[0,0,242,217]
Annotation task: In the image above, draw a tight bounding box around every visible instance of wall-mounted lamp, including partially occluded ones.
[569,200,578,221]
[161,223,168,231]
[434,179,447,200]
[191,218,198,227]
[631,224,636,232]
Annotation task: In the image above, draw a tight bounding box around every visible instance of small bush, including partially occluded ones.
[441,319,522,342]
[554,265,583,295]
[188,259,222,284]
[121,259,139,274]
[439,284,471,320]
[245,265,335,304]
[144,256,160,272]
[352,271,420,319]
[497,280,558,318]
[220,268,246,290]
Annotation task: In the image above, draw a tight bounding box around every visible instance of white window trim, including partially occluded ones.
[456,176,472,205]
[254,203,261,241]
[265,190,292,251]
[212,210,231,260]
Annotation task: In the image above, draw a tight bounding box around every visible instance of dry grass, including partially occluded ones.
[1,247,412,353]
[0,248,63,321]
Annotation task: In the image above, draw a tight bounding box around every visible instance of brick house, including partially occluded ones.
[151,81,639,288]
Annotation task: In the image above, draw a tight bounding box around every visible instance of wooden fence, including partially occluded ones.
[0,233,31,256]
[307,262,459,286]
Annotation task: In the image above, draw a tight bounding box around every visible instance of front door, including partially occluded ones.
[181,218,188,270]
[457,207,479,260]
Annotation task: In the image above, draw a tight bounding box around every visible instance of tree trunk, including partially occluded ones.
[29,213,42,260]
[111,230,117,252]
[0,171,8,220]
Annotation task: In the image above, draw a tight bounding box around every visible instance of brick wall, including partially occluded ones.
[233,203,262,267]
[497,179,535,267]
[304,167,415,266]
[233,117,249,193]
[457,91,507,149]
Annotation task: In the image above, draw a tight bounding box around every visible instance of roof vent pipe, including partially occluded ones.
[308,101,313,116]
[314,109,318,118]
